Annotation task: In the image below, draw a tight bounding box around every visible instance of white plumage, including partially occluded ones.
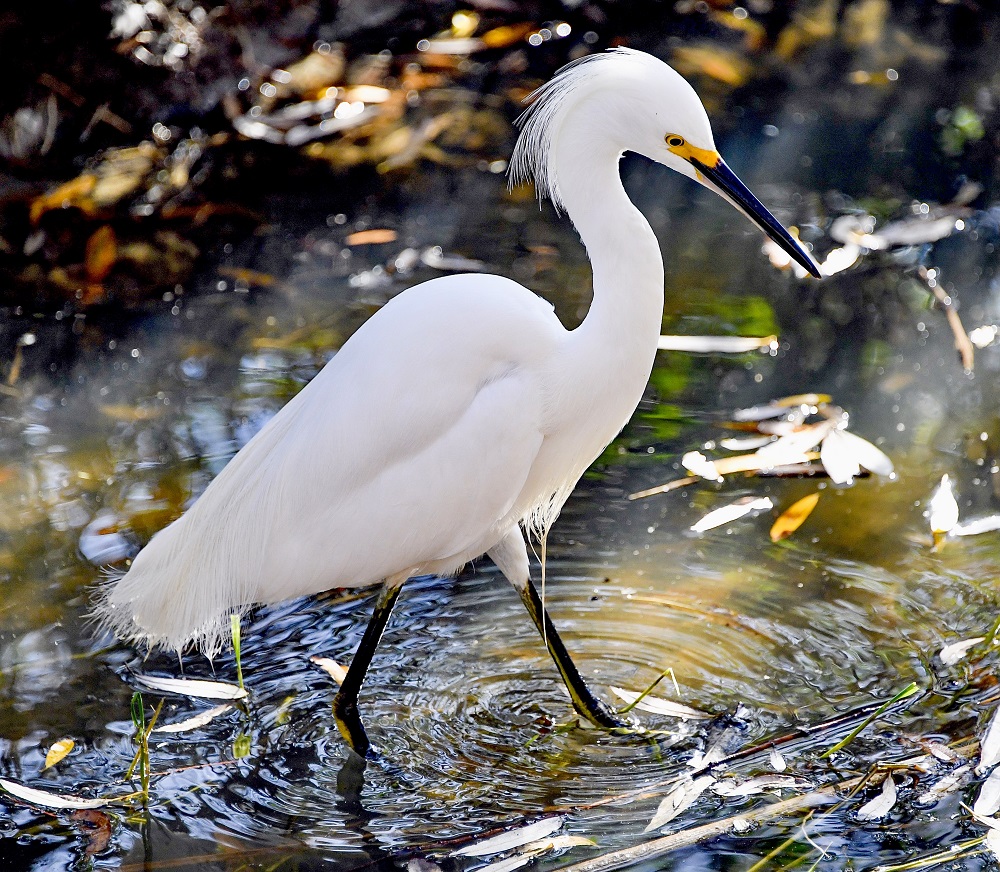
[96,50,816,739]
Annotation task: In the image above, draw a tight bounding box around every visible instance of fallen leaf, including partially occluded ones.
[70,808,113,855]
[939,637,985,666]
[712,775,809,797]
[345,228,398,245]
[152,704,232,734]
[823,429,894,480]
[975,768,1000,817]
[857,773,896,821]
[769,747,787,772]
[979,705,1000,774]
[928,474,959,541]
[916,765,970,805]
[85,226,117,282]
[132,674,247,701]
[0,778,113,810]
[770,492,820,542]
[42,738,74,770]
[310,656,348,685]
[954,516,1000,537]
[609,687,709,720]
[691,496,773,533]
[453,817,564,857]
[644,775,716,831]
[656,335,777,353]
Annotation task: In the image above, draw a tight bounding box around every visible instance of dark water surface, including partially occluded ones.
[3,27,1000,872]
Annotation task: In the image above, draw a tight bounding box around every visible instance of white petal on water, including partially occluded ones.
[152,704,233,734]
[820,428,862,485]
[978,705,1000,775]
[0,778,113,810]
[969,325,998,348]
[656,335,777,353]
[755,422,832,466]
[769,747,787,772]
[818,243,861,276]
[927,474,960,535]
[133,674,247,701]
[732,402,786,422]
[690,497,773,533]
[719,436,776,451]
[681,450,723,482]
[837,429,894,476]
[987,827,1000,862]
[974,768,1000,817]
[857,773,897,821]
[452,817,564,857]
[953,515,1000,537]
[711,775,808,797]
[916,764,970,805]
[310,656,348,685]
[609,687,709,720]
[938,637,985,666]
[644,775,716,832]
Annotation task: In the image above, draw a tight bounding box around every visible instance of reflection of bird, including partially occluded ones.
[97,48,818,756]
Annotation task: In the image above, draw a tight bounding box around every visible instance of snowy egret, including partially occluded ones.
[97,48,819,756]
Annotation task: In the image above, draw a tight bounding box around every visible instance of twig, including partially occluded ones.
[921,267,974,372]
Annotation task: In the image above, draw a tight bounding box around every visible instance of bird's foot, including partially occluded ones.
[333,693,375,759]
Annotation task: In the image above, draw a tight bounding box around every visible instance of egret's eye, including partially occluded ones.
[666,135,685,148]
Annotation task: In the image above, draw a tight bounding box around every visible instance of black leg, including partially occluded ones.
[334,579,404,756]
[516,577,629,729]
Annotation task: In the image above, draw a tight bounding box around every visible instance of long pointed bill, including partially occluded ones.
[690,155,821,279]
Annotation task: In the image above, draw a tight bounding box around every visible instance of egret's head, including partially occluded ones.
[511,48,820,278]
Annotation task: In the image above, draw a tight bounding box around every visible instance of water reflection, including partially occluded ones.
[2,93,1000,872]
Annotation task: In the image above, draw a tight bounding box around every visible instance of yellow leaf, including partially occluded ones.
[770,492,820,542]
[345,228,398,245]
[43,738,75,770]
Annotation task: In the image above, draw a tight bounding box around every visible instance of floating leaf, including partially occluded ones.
[978,705,1000,775]
[310,656,348,685]
[656,335,776,353]
[916,765,970,805]
[988,827,1000,862]
[70,808,113,856]
[345,228,398,245]
[954,516,1000,537]
[233,733,251,759]
[825,429,894,479]
[681,450,723,482]
[85,225,117,282]
[452,817,564,857]
[975,768,1000,817]
[719,436,776,451]
[770,492,820,542]
[769,747,787,772]
[712,775,808,798]
[928,474,959,538]
[609,687,709,720]
[152,705,232,734]
[939,637,985,666]
[43,738,75,770]
[132,674,247,700]
[691,496,773,533]
[857,773,896,821]
[756,422,832,465]
[644,775,715,831]
[0,778,113,810]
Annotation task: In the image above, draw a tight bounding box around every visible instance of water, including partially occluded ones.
[3,49,1000,872]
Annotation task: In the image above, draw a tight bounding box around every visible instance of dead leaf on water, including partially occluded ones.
[310,655,348,685]
[85,225,117,282]
[99,403,164,422]
[644,775,716,832]
[0,778,117,810]
[939,637,985,666]
[657,335,777,353]
[609,687,709,720]
[452,817,564,857]
[70,808,113,856]
[42,738,75,770]
[691,496,773,533]
[152,704,233,734]
[856,772,897,821]
[133,674,247,701]
[770,492,820,542]
[345,228,398,245]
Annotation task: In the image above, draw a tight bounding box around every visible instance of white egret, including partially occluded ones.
[97,48,818,756]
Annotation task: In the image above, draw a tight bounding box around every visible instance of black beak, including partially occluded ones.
[691,156,821,279]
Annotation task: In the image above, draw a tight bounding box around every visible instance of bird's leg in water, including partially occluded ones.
[334,574,407,756]
[516,577,629,730]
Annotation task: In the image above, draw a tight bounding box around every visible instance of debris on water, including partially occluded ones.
[856,772,897,821]
[690,496,773,533]
[644,774,716,832]
[132,674,247,701]
[938,637,985,666]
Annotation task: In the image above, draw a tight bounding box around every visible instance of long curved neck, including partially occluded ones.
[549,113,665,425]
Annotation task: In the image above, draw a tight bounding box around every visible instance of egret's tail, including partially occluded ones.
[90,515,249,658]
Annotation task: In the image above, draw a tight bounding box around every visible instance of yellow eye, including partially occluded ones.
[666,135,685,148]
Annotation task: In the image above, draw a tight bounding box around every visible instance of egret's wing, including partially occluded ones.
[99,275,562,653]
